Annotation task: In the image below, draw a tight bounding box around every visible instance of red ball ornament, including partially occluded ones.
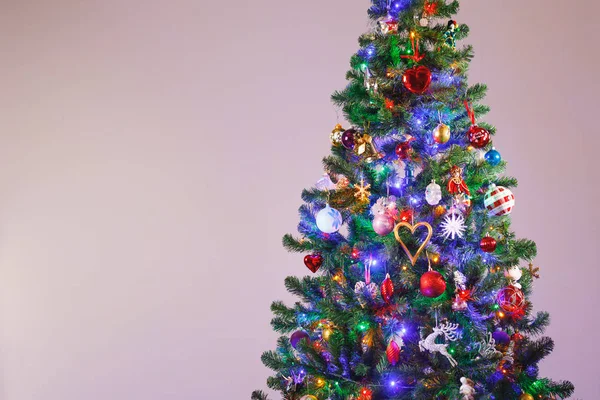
[402,65,432,94]
[381,274,394,303]
[386,340,401,366]
[304,253,323,273]
[467,125,490,148]
[395,141,413,160]
[398,209,413,223]
[511,331,524,342]
[420,270,446,298]
[497,285,525,313]
[480,236,497,253]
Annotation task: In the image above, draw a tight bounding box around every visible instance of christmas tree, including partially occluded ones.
[253,1,574,399]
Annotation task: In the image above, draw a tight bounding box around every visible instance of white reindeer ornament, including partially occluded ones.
[419,322,460,367]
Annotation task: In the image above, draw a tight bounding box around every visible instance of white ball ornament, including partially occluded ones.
[425,180,442,205]
[484,184,515,216]
[316,204,343,233]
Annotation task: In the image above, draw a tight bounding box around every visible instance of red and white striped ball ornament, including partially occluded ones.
[484,184,515,216]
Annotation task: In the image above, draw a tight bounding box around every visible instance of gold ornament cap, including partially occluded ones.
[332,123,344,133]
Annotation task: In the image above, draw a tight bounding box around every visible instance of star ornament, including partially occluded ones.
[354,178,372,203]
[528,263,540,279]
[439,210,466,240]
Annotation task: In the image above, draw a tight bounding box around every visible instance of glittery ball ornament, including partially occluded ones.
[330,124,345,146]
[395,141,413,160]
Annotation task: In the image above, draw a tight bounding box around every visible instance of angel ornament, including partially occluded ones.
[419,321,461,367]
[459,377,476,400]
[447,165,471,211]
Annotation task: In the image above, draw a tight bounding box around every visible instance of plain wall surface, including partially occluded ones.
[0,0,598,399]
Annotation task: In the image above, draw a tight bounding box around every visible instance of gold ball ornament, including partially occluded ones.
[519,394,534,400]
[330,124,345,146]
[433,123,451,144]
[433,205,447,218]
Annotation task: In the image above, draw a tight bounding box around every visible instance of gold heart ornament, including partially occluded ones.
[393,221,433,266]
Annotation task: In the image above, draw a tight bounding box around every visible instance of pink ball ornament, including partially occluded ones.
[372,215,394,236]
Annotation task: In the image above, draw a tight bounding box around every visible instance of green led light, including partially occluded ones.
[358,321,369,331]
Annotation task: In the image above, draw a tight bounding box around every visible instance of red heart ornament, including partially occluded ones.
[304,254,323,273]
[402,65,432,94]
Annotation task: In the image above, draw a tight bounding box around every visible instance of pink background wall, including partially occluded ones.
[0,0,597,399]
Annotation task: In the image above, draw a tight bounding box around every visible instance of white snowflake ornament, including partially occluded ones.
[440,210,466,240]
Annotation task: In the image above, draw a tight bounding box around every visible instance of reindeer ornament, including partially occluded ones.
[419,321,461,367]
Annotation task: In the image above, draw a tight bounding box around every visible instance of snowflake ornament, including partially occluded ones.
[440,210,466,240]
